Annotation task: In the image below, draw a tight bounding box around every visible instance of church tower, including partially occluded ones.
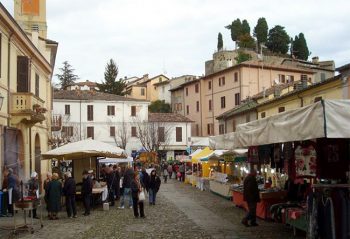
[14,0,48,38]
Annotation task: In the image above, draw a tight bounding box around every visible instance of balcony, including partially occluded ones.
[11,93,47,125]
[51,114,62,131]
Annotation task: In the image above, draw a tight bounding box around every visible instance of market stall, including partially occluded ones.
[232,100,350,237]
[190,147,213,188]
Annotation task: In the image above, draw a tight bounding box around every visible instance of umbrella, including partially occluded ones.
[41,138,126,160]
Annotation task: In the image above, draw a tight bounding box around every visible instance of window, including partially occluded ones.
[195,84,199,93]
[314,96,322,103]
[158,127,165,142]
[178,103,182,111]
[278,107,285,113]
[286,75,294,83]
[261,112,266,118]
[65,105,70,115]
[235,93,240,106]
[222,77,225,85]
[131,126,137,137]
[110,126,115,137]
[196,101,199,112]
[62,126,73,137]
[219,77,221,86]
[186,105,189,115]
[131,106,136,116]
[320,73,326,81]
[246,114,250,123]
[234,72,238,82]
[196,124,199,136]
[221,96,226,108]
[17,56,29,92]
[107,105,115,116]
[176,127,182,142]
[35,73,39,97]
[141,88,145,96]
[0,34,2,77]
[219,124,225,135]
[232,120,236,132]
[87,105,93,121]
[278,74,286,83]
[87,127,94,139]
[185,87,188,96]
[209,100,212,111]
[208,81,212,90]
[207,123,214,135]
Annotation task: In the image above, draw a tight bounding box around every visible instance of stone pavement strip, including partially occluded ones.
[0,179,305,239]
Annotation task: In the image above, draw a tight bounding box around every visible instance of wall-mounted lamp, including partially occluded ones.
[0,93,4,110]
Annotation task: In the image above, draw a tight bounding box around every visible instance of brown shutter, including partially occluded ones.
[17,56,29,92]
[131,106,136,116]
[158,127,165,142]
[176,127,182,142]
[110,126,115,136]
[87,126,94,139]
[131,126,137,137]
[0,34,2,77]
[87,105,93,121]
[35,73,39,96]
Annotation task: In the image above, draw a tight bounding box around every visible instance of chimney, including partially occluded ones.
[312,56,319,64]
[143,74,149,80]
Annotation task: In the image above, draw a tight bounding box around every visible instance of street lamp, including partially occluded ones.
[0,93,4,110]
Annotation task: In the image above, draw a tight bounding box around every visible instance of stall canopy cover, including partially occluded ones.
[189,149,202,157]
[209,132,235,150]
[191,147,213,163]
[98,157,133,164]
[42,138,126,160]
[190,137,210,147]
[200,150,228,161]
[234,100,350,147]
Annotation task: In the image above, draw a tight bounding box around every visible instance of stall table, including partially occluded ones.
[76,186,108,206]
[231,190,287,219]
[210,180,232,199]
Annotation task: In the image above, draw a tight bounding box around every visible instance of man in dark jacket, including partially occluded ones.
[140,167,150,192]
[112,165,121,200]
[118,166,134,209]
[242,169,260,227]
[81,170,93,216]
[106,169,116,206]
[63,172,77,218]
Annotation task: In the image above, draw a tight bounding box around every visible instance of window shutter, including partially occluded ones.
[87,105,93,121]
[17,56,29,92]
[176,127,182,142]
[131,106,136,116]
[35,73,39,97]
[131,126,137,137]
[158,127,165,142]
[110,126,115,136]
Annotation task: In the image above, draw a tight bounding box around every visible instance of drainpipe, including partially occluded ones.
[29,126,32,175]
[7,32,13,127]
[211,79,214,136]
[79,98,82,140]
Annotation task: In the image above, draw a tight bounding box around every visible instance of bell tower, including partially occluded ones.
[14,0,48,38]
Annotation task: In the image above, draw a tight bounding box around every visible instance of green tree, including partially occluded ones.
[237,33,255,49]
[98,59,128,95]
[292,33,310,60]
[226,18,242,42]
[253,17,268,50]
[149,100,171,113]
[217,32,223,51]
[241,20,250,35]
[55,61,79,90]
[234,50,252,64]
[266,25,290,54]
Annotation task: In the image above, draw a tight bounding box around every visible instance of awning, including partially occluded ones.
[222,149,248,162]
[209,132,235,149]
[191,147,213,163]
[234,100,350,148]
[189,149,202,157]
[98,157,133,164]
[200,150,228,162]
[190,137,210,147]
[42,138,126,160]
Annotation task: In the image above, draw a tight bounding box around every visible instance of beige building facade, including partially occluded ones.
[0,2,57,184]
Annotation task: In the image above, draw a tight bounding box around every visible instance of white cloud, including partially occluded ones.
[2,0,350,83]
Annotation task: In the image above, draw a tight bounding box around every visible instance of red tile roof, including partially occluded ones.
[148,113,193,122]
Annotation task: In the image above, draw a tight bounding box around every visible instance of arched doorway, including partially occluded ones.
[34,134,41,186]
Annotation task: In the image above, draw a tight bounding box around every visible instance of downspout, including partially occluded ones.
[7,32,13,127]
[211,79,214,135]
[29,126,32,174]
[79,98,82,140]
[200,80,203,136]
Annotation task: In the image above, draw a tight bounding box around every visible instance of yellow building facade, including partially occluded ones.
[0,2,57,184]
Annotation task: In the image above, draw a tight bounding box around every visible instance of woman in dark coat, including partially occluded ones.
[242,169,260,227]
[46,173,62,220]
[131,172,145,218]
[148,170,161,205]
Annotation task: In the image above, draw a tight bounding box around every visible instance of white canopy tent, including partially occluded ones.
[190,137,210,147]
[209,132,235,150]
[199,150,228,161]
[234,100,350,148]
[42,138,126,160]
[98,157,133,164]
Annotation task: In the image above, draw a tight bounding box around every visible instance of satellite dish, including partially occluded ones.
[274,78,280,85]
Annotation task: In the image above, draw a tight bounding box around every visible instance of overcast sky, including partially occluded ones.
[2,0,350,83]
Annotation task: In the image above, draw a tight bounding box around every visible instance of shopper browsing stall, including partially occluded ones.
[241,169,260,227]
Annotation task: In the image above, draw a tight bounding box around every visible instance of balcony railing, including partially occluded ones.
[11,93,47,125]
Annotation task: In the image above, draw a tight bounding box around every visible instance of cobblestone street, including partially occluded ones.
[0,179,304,239]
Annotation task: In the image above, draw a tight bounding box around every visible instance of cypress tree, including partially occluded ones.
[253,17,268,49]
[217,32,223,51]
[266,25,290,54]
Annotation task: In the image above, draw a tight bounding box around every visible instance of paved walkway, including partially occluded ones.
[0,179,305,239]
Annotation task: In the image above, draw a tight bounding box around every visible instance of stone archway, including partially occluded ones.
[34,134,41,185]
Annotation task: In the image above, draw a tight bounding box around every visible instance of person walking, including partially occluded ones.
[7,168,19,216]
[106,169,116,206]
[179,163,185,182]
[163,167,169,183]
[131,172,145,218]
[46,173,62,220]
[241,169,260,227]
[118,166,134,209]
[81,170,93,216]
[140,167,150,193]
[27,172,39,219]
[63,172,77,218]
[43,172,52,217]
[113,165,121,200]
[148,170,161,205]
[167,164,173,179]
